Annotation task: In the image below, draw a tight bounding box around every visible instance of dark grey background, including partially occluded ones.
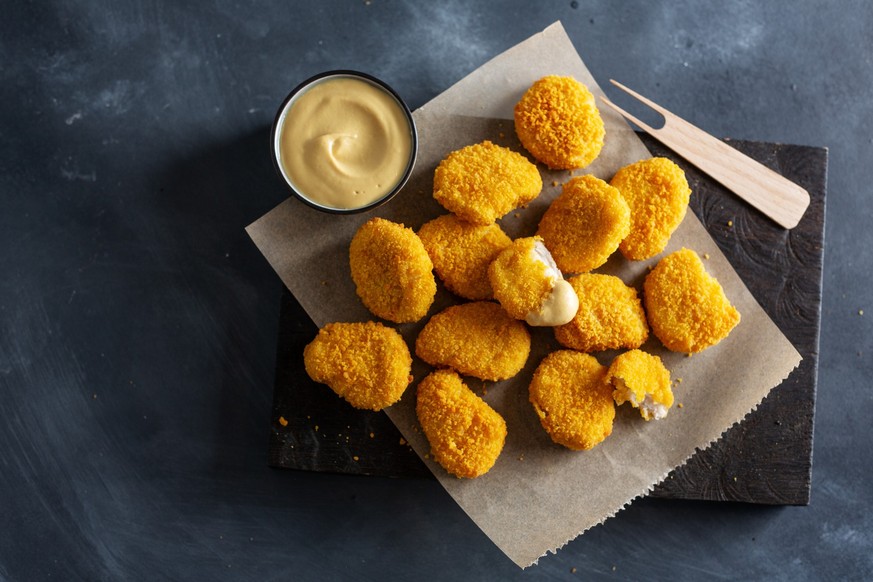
[1,1,870,580]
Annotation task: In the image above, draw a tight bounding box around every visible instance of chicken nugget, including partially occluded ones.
[349,217,436,323]
[529,350,614,450]
[303,321,413,411]
[416,369,507,478]
[487,236,578,326]
[644,248,740,353]
[554,273,649,352]
[607,349,673,421]
[537,175,630,274]
[418,214,511,300]
[610,157,692,260]
[432,140,542,225]
[415,301,531,381]
[514,75,605,170]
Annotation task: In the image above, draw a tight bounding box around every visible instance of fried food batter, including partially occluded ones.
[415,301,531,381]
[349,217,436,323]
[303,321,413,411]
[418,214,512,300]
[607,349,673,421]
[537,175,630,274]
[514,75,605,170]
[416,369,507,478]
[432,140,542,225]
[487,236,578,326]
[644,248,741,353]
[554,273,649,353]
[529,350,614,450]
[610,157,692,260]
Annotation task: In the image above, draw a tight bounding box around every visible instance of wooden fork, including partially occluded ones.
[600,80,810,229]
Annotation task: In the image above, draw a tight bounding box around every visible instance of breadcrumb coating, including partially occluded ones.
[433,140,542,225]
[528,350,614,450]
[487,237,553,320]
[349,217,436,323]
[554,273,649,352]
[514,75,606,170]
[415,301,531,381]
[303,321,413,411]
[607,349,673,421]
[416,369,507,478]
[418,214,511,300]
[537,175,630,274]
[610,157,692,260]
[644,248,741,353]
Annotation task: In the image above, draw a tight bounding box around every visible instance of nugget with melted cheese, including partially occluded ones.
[349,217,436,323]
[415,301,531,381]
[529,350,614,450]
[418,214,512,300]
[537,175,630,274]
[610,157,692,260]
[644,248,741,353]
[416,369,507,478]
[432,141,542,225]
[514,75,606,170]
[303,321,413,411]
[554,273,649,352]
[487,236,578,326]
[607,349,673,421]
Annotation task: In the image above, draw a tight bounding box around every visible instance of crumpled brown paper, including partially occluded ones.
[246,22,801,568]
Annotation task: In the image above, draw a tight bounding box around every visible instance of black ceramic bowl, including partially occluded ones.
[270,70,418,214]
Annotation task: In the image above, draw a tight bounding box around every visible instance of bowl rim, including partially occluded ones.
[270,69,418,215]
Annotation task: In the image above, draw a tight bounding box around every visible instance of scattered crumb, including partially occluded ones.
[703,252,710,260]
[612,565,617,572]
[306,415,311,419]
[677,403,684,409]
[859,309,864,316]
[514,212,521,218]
[686,353,693,358]
[399,438,407,445]
[92,393,97,399]
[552,181,559,187]
[314,425,319,432]
[321,280,328,286]
[499,132,505,138]
[570,567,577,573]
[278,416,288,427]
[424,453,430,459]
[727,220,734,227]
[676,377,683,383]
[369,432,375,438]
[353,455,360,461]
[518,454,525,461]
[733,476,738,482]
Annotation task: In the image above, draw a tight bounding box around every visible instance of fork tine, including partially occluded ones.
[608,79,670,117]
[600,95,659,135]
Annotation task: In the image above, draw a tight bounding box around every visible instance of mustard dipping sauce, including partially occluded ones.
[275,75,415,210]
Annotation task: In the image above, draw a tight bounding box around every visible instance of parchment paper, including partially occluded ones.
[247,22,801,568]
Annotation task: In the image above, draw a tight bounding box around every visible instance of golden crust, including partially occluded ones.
[607,349,673,421]
[418,214,512,300]
[528,350,614,450]
[514,75,605,170]
[537,175,630,274]
[610,157,692,260]
[415,301,531,381]
[303,321,413,411]
[487,236,552,320]
[349,217,436,323]
[644,248,741,353]
[554,273,649,352]
[416,369,507,478]
[432,140,542,225]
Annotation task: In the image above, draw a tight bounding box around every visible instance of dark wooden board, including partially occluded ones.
[267,136,827,504]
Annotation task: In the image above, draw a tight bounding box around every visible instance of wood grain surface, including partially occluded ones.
[267,136,826,504]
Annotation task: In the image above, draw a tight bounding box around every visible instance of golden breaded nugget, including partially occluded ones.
[349,217,436,323]
[514,75,605,170]
[529,350,614,450]
[488,236,578,326]
[554,273,649,352]
[607,350,673,421]
[644,248,740,352]
[416,369,507,478]
[433,141,542,225]
[415,301,531,381]
[303,321,413,411]
[537,175,630,274]
[418,214,511,300]
[610,157,692,260]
